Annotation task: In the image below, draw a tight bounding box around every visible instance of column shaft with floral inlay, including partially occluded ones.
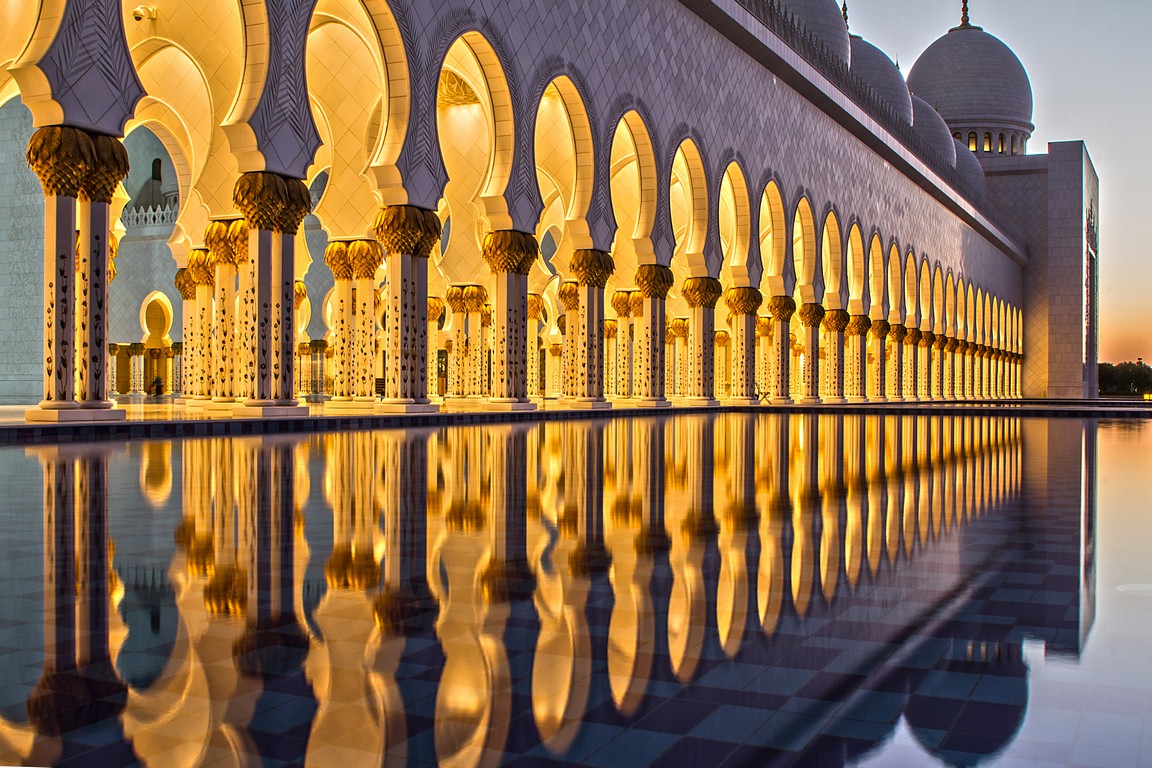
[558,280,579,400]
[462,285,488,400]
[206,219,240,405]
[612,291,633,398]
[682,276,722,404]
[917,331,934,400]
[187,249,214,401]
[325,242,355,403]
[569,249,614,408]
[887,324,907,401]
[275,180,311,405]
[844,316,871,402]
[347,240,383,402]
[903,328,921,402]
[932,335,948,398]
[822,310,850,403]
[869,321,891,401]
[445,287,465,399]
[483,231,537,410]
[725,287,762,404]
[756,316,772,399]
[526,294,543,398]
[175,268,197,400]
[796,303,825,403]
[767,297,796,403]
[375,206,441,412]
[633,265,674,407]
[604,320,618,398]
[670,317,689,398]
[944,337,960,398]
[428,297,445,399]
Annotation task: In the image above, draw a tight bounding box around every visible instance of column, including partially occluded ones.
[296,342,310,397]
[186,249,214,403]
[681,277,722,404]
[25,127,84,420]
[664,324,676,397]
[463,285,487,401]
[128,344,145,395]
[428,296,445,399]
[612,291,633,399]
[482,230,537,411]
[945,337,959,398]
[375,206,442,413]
[844,315,871,402]
[869,321,890,401]
[604,320,618,398]
[568,249,614,409]
[233,220,254,402]
[445,287,466,399]
[724,287,761,405]
[755,316,772,399]
[822,310,850,403]
[916,331,932,400]
[344,241,383,405]
[164,348,175,394]
[887,324,907,401]
[714,331,730,399]
[325,242,355,405]
[796,303,825,404]
[526,293,543,398]
[903,327,921,401]
[205,219,239,407]
[232,172,309,416]
[558,280,579,401]
[669,318,688,397]
[632,264,674,408]
[548,343,563,398]
[766,296,795,403]
[108,344,120,397]
[932,335,948,399]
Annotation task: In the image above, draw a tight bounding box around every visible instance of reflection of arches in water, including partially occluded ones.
[140,441,173,508]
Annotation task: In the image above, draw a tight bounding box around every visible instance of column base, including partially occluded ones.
[233,404,309,418]
[845,396,870,404]
[822,397,847,405]
[442,397,490,413]
[205,399,238,412]
[633,397,672,409]
[80,400,116,410]
[484,399,538,412]
[682,397,720,407]
[325,399,377,413]
[770,397,794,405]
[727,397,760,406]
[564,398,611,411]
[25,407,127,423]
[376,401,441,414]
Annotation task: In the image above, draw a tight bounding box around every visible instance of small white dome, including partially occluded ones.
[779,0,851,68]
[849,36,912,125]
[911,95,957,168]
[953,139,987,198]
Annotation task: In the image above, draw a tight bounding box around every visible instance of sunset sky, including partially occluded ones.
[849,0,1151,363]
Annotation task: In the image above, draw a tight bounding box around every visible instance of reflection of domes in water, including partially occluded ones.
[908,24,1033,135]
[779,0,851,68]
[912,95,957,168]
[850,36,912,124]
[905,643,1029,766]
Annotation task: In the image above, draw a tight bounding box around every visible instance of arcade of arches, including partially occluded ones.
[1,1,1038,421]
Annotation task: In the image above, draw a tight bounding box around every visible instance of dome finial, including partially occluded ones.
[842,1,849,30]
[961,0,970,26]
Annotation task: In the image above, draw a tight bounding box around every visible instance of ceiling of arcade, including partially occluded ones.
[0,0,1027,345]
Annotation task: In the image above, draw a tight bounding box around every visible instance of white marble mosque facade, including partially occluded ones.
[0,0,1099,416]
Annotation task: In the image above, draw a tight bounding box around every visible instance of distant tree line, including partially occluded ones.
[1099,360,1152,396]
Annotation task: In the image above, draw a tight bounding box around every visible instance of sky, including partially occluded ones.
[846,0,1152,363]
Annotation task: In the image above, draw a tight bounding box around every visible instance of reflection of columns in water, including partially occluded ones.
[883,415,904,566]
[863,416,887,579]
[818,414,845,603]
[789,414,820,617]
[717,414,754,658]
[666,416,710,682]
[485,425,536,599]
[757,414,789,635]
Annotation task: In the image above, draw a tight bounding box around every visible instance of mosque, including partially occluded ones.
[0,0,1099,420]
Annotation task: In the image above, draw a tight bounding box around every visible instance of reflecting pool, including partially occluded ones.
[0,414,1143,767]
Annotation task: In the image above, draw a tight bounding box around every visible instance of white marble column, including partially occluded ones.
[796,303,825,404]
[868,321,890,401]
[714,331,730,399]
[724,287,761,405]
[557,280,579,401]
[917,331,933,400]
[206,219,239,406]
[482,231,537,411]
[822,309,849,404]
[611,291,632,399]
[755,316,772,399]
[324,242,355,404]
[428,296,445,399]
[526,293,543,399]
[681,277,722,405]
[887,325,907,401]
[548,343,563,398]
[632,265,674,408]
[844,316,871,402]
[189,250,214,402]
[944,338,958,398]
[108,345,120,397]
[604,320,618,398]
[931,336,947,399]
[129,345,144,395]
[175,268,196,400]
[766,297,795,403]
[903,328,921,402]
[568,249,613,409]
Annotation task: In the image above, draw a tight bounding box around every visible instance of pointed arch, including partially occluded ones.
[887,244,903,323]
[820,210,844,310]
[669,138,709,277]
[867,234,886,320]
[609,109,658,267]
[759,180,788,295]
[719,161,752,287]
[793,197,819,303]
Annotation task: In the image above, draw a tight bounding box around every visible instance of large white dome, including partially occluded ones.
[779,0,851,69]
[849,36,912,125]
[953,139,987,198]
[907,25,1033,136]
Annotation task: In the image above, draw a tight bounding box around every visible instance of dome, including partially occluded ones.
[953,138,987,198]
[849,36,912,124]
[911,95,957,168]
[779,0,851,69]
[907,25,1033,135]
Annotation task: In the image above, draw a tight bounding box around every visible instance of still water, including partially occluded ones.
[0,414,1143,767]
